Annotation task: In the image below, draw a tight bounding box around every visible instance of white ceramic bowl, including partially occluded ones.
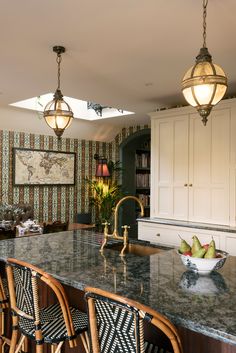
[178,249,228,274]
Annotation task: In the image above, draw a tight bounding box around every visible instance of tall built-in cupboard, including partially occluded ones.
[138,98,236,254]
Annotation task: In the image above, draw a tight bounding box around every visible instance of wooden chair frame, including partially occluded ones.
[0,272,11,353]
[85,286,183,353]
[6,258,89,353]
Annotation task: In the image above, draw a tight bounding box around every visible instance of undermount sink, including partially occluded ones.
[106,242,166,256]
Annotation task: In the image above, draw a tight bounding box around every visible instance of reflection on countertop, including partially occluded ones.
[179,271,228,295]
[0,230,235,346]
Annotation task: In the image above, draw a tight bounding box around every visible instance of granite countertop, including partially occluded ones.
[138,217,236,233]
[0,230,235,345]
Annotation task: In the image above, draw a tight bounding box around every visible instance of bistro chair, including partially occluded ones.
[0,262,11,353]
[6,258,89,353]
[43,221,69,234]
[85,287,183,353]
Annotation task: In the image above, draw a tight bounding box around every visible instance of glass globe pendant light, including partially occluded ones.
[44,46,74,138]
[181,0,227,125]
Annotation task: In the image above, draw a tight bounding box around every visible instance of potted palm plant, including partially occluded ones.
[86,160,123,230]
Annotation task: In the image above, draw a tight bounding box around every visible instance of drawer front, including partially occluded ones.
[138,223,179,246]
[225,236,236,256]
[138,222,221,248]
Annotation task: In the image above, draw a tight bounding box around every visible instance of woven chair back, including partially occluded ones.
[85,291,144,353]
[9,264,39,319]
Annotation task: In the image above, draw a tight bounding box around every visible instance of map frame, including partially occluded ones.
[13,148,76,186]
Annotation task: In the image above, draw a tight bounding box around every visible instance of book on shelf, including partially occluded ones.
[137,193,150,207]
[136,173,150,188]
[135,153,150,168]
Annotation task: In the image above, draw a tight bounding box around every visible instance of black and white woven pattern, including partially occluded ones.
[0,277,9,301]
[88,294,172,353]
[19,303,88,343]
[13,266,34,317]
[144,342,172,353]
[94,299,139,353]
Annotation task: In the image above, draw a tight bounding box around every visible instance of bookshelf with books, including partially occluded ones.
[121,129,151,237]
[135,147,150,217]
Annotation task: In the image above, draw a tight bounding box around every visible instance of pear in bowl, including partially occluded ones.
[178,235,228,274]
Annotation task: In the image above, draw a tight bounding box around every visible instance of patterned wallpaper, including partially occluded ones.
[0,125,149,223]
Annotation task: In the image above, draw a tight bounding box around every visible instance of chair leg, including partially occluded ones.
[51,342,63,353]
[15,335,26,353]
[9,329,18,353]
[35,343,44,353]
[0,309,3,353]
[22,337,28,353]
[80,332,90,353]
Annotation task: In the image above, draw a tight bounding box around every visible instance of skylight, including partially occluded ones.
[10,94,134,121]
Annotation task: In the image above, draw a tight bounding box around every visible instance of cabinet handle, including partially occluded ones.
[189,184,193,187]
[156,233,160,237]
[184,183,188,187]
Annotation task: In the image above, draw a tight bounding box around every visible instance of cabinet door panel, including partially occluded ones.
[159,121,173,183]
[191,188,211,221]
[153,116,188,220]
[211,188,229,224]
[189,110,230,224]
[158,187,172,216]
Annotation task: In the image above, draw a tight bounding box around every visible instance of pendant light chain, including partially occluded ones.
[203,0,208,48]
[56,53,62,91]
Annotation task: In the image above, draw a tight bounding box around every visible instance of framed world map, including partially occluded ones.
[13,148,76,185]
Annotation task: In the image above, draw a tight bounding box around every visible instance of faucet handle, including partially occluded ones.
[102,221,110,226]
[122,225,130,237]
[102,221,110,235]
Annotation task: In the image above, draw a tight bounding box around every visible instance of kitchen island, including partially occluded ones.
[0,230,235,353]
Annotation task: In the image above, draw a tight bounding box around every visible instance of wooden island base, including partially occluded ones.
[64,285,236,353]
[178,327,235,353]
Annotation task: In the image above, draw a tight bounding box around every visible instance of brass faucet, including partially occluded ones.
[100,195,145,256]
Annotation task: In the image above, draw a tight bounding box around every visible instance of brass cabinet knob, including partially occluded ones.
[184,183,188,187]
[189,184,193,187]
[156,233,160,237]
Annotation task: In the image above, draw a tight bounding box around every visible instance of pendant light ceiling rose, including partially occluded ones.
[181,0,227,125]
[53,46,65,55]
[43,45,74,138]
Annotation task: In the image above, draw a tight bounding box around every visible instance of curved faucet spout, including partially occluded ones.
[113,195,144,237]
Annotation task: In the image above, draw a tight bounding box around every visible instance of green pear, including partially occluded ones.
[204,237,216,258]
[209,237,216,250]
[192,247,206,258]
[191,235,202,254]
[179,237,191,254]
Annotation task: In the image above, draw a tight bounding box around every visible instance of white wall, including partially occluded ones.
[0,106,150,142]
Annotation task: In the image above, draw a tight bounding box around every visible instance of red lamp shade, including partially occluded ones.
[95,158,110,177]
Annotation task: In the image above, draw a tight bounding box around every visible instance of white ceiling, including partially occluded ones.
[0,0,236,140]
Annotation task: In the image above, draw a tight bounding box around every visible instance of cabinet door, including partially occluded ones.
[189,109,230,225]
[151,116,189,220]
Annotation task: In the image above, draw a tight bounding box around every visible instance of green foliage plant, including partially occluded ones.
[86,160,123,228]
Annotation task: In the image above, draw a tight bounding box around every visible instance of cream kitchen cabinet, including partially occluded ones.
[150,105,230,225]
[138,220,221,249]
